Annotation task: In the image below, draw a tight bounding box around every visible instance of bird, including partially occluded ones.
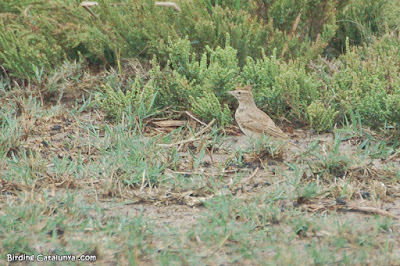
[227,86,300,149]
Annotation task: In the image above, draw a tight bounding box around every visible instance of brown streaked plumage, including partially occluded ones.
[227,86,296,146]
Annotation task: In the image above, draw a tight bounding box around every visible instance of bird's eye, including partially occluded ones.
[238,92,241,95]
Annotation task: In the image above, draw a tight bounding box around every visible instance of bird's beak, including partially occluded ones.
[226,91,234,96]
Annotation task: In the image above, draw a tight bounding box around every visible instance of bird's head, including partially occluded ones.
[227,86,254,103]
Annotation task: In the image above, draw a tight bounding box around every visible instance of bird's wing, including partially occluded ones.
[237,107,289,139]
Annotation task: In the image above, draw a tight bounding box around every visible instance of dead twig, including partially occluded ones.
[158,137,201,148]
[81,1,98,18]
[155,2,181,12]
[166,169,239,177]
[118,179,130,199]
[206,145,214,165]
[239,167,259,185]
[158,119,215,150]
[385,149,400,162]
[206,233,231,262]
[348,205,398,220]
[177,119,215,151]
[140,170,146,192]
[153,120,186,127]
[185,111,208,126]
[281,10,302,58]
[91,178,100,204]
[301,200,398,220]
[194,119,216,137]
[24,5,32,16]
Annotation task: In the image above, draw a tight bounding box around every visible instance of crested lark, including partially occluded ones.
[227,86,299,148]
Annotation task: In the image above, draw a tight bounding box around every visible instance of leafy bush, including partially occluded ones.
[190,92,232,126]
[307,101,338,132]
[0,0,341,79]
[242,54,319,123]
[0,0,112,78]
[96,78,156,121]
[3,0,400,132]
[147,36,240,125]
[98,35,237,125]
[315,33,400,129]
[334,0,389,49]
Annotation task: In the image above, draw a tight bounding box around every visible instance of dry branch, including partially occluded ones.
[281,11,302,58]
[159,137,201,148]
[81,1,99,18]
[239,167,259,185]
[185,111,208,126]
[155,2,181,12]
[158,119,215,150]
[349,205,398,220]
[302,200,398,220]
[153,120,187,127]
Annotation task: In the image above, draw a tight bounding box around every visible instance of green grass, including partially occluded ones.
[1,1,400,263]
[1,79,400,264]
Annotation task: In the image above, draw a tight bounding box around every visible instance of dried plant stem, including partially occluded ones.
[281,11,302,58]
[185,111,208,126]
[159,119,215,150]
[155,2,181,12]
[349,205,398,219]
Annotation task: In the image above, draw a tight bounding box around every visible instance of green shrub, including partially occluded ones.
[385,95,400,126]
[0,0,112,78]
[327,33,400,128]
[242,54,319,123]
[334,0,388,48]
[193,6,268,66]
[4,0,400,132]
[0,17,63,78]
[0,0,342,79]
[307,101,337,132]
[147,36,241,125]
[190,92,232,126]
[96,78,155,121]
